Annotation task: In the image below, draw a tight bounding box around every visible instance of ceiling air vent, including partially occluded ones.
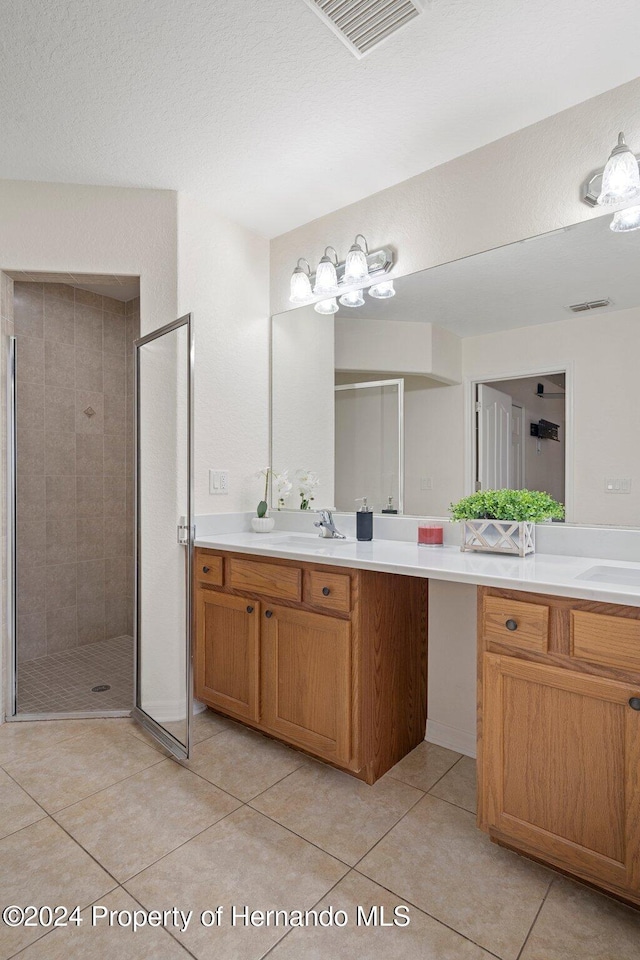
[567,298,611,313]
[302,0,424,58]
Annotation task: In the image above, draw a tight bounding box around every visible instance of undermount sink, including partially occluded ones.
[268,535,352,547]
[576,565,640,586]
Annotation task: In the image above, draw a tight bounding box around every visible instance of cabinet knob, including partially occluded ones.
[322,586,331,596]
[246,605,254,614]
[505,619,518,631]
[629,697,640,711]
[265,610,273,619]
[202,566,210,574]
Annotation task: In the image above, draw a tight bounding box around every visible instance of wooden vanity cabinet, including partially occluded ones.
[194,548,428,784]
[478,587,640,906]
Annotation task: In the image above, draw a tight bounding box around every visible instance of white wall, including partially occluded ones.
[177,194,270,516]
[335,317,461,383]
[270,76,640,315]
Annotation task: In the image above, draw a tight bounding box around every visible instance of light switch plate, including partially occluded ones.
[604,477,631,494]
[209,470,229,495]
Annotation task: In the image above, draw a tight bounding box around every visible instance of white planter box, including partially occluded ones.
[460,519,535,557]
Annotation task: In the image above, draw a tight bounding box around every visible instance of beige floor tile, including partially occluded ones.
[0,718,132,766]
[268,871,494,960]
[0,817,115,959]
[125,805,348,960]
[520,878,640,960]
[358,795,551,960]
[429,756,477,813]
[4,727,164,812]
[387,741,462,792]
[190,707,236,743]
[181,723,306,801]
[56,758,241,881]
[251,761,423,865]
[0,775,46,839]
[16,887,193,959]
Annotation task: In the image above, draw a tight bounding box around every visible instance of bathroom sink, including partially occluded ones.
[576,565,640,586]
[267,535,352,547]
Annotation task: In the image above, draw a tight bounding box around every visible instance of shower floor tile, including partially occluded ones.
[17,635,133,715]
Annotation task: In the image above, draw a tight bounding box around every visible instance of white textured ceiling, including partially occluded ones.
[2,0,640,237]
[284,215,640,336]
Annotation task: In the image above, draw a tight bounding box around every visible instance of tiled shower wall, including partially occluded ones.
[14,282,139,662]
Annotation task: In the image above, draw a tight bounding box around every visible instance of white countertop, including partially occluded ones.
[194,531,640,606]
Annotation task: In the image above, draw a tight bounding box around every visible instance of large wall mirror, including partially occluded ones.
[271,214,640,527]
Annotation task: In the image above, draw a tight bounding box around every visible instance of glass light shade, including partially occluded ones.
[313,257,339,296]
[610,204,640,232]
[344,245,369,284]
[598,134,640,206]
[339,289,365,307]
[289,267,312,303]
[314,298,339,315]
[368,280,395,299]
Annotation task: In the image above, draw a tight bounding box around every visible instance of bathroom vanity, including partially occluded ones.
[193,531,640,908]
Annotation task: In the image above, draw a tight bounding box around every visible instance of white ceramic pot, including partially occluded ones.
[251,516,275,533]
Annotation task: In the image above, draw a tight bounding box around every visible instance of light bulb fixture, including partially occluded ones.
[343,234,370,284]
[314,298,339,315]
[313,246,339,296]
[368,280,395,299]
[339,289,365,308]
[289,258,312,303]
[610,204,640,232]
[597,132,640,206]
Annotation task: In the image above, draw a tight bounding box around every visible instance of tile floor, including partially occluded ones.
[0,712,639,960]
[17,635,133,714]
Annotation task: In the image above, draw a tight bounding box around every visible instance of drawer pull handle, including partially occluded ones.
[246,605,254,614]
[322,586,331,596]
[505,619,518,631]
[202,566,210,574]
[265,610,273,619]
[629,697,640,711]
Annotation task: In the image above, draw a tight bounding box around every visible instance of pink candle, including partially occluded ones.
[418,524,443,546]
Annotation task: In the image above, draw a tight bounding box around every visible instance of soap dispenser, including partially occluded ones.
[355,498,373,541]
[381,496,398,515]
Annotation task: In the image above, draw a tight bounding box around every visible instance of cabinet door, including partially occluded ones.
[195,590,260,722]
[261,605,352,764]
[483,653,640,896]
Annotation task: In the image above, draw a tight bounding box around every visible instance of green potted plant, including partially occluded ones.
[251,468,275,533]
[449,489,564,556]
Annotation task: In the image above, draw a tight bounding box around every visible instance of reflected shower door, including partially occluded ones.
[133,315,193,759]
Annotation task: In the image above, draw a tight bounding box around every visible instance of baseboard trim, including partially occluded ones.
[426,719,476,758]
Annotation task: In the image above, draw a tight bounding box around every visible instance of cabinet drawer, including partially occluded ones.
[483,596,549,652]
[228,557,301,602]
[304,570,351,613]
[195,553,223,587]
[571,610,640,673]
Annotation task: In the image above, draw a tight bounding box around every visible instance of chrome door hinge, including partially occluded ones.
[475,480,482,491]
[475,401,482,413]
[177,522,193,545]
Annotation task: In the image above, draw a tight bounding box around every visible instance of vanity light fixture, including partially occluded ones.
[597,133,640,206]
[339,289,365,307]
[313,247,340,296]
[368,280,395,299]
[289,258,313,303]
[610,204,640,232]
[314,297,339,315]
[343,234,370,284]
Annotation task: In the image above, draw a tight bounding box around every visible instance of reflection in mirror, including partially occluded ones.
[271,214,640,527]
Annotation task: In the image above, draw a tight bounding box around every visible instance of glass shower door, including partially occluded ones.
[133,315,193,759]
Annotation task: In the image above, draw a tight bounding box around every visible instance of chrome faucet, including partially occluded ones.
[314,509,346,539]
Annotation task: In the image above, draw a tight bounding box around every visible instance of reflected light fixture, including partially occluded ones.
[339,289,365,307]
[610,204,640,232]
[314,298,339,315]
[289,258,312,303]
[368,280,395,299]
[313,247,339,296]
[343,234,370,284]
[597,132,640,206]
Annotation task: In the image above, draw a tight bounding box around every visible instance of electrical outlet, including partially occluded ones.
[604,478,631,494]
[209,470,229,495]
[420,477,433,491]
